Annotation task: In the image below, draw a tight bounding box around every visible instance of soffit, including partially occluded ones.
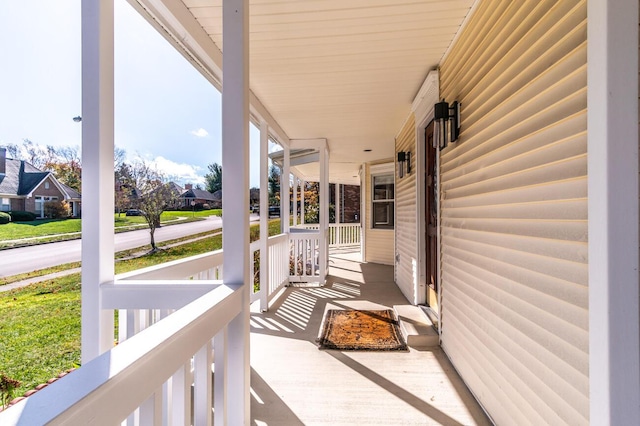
[182,0,475,184]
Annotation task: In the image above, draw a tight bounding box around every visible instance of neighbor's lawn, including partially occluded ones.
[0,210,223,242]
[0,219,282,397]
[0,219,82,240]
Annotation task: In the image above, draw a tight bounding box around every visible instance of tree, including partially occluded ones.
[204,162,222,194]
[129,161,178,253]
[43,146,82,192]
[114,162,135,216]
[268,165,280,204]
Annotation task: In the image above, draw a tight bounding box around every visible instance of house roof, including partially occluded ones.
[60,182,81,200]
[0,157,82,199]
[0,158,48,196]
[181,188,216,201]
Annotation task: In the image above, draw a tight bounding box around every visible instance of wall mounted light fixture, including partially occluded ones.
[434,100,460,150]
[397,151,411,178]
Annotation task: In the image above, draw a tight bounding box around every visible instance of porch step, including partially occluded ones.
[394,305,439,348]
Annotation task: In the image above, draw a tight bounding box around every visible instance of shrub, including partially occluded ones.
[9,210,36,222]
[44,200,71,219]
[0,212,10,224]
[202,203,211,210]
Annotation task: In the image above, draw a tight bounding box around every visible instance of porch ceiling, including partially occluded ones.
[181,0,476,184]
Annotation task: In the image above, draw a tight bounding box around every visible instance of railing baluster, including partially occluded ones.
[170,362,191,426]
[214,325,228,425]
[139,389,162,426]
[194,340,213,426]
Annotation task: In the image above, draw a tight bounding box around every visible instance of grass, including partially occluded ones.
[0,210,225,249]
[0,219,282,397]
[0,274,82,398]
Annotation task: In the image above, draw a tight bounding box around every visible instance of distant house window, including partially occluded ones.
[35,195,58,218]
[44,181,50,189]
[372,173,394,229]
[0,198,9,212]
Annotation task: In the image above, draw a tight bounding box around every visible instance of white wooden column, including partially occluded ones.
[292,176,298,226]
[587,0,640,424]
[300,179,305,224]
[221,0,250,423]
[319,147,328,280]
[282,145,290,233]
[335,182,340,224]
[81,0,115,363]
[259,120,270,311]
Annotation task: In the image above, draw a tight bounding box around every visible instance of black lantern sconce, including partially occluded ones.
[397,151,411,178]
[434,100,460,150]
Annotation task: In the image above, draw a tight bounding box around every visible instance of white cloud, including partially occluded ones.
[190,128,209,138]
[146,156,204,186]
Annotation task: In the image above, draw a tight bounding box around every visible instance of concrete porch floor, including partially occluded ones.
[249,249,492,425]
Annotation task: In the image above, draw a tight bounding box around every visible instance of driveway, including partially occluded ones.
[0,214,259,278]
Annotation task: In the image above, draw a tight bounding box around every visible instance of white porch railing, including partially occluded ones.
[292,223,361,247]
[0,281,242,425]
[0,229,334,424]
[0,234,292,425]
[249,233,289,306]
[289,229,328,283]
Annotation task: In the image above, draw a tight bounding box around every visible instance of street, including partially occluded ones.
[0,215,258,278]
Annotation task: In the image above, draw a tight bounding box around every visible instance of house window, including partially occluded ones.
[44,181,50,189]
[35,196,58,218]
[0,198,10,211]
[372,173,394,229]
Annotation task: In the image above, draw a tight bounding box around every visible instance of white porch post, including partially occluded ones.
[259,120,270,311]
[359,164,365,262]
[282,145,290,233]
[319,147,328,280]
[81,0,115,363]
[300,179,305,224]
[588,0,640,424]
[335,182,340,224]
[221,0,250,423]
[292,175,298,226]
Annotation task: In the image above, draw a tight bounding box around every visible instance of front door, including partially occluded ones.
[425,121,439,314]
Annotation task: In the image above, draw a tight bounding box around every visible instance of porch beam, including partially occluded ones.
[81,0,115,363]
[587,0,640,424]
[221,0,250,423]
[132,0,290,147]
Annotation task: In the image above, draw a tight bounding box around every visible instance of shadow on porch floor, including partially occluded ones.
[249,250,491,425]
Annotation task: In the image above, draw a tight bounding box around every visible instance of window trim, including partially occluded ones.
[371,167,395,230]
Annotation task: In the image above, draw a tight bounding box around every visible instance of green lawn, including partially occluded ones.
[0,219,282,397]
[0,210,223,242]
[0,219,82,240]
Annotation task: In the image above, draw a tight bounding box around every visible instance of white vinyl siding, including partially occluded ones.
[394,114,418,302]
[439,1,588,425]
[364,162,394,265]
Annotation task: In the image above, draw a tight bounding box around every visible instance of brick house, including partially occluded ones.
[0,147,81,218]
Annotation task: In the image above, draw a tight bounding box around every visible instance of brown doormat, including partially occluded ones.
[317,309,407,351]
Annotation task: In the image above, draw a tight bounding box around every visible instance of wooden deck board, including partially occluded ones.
[250,252,492,425]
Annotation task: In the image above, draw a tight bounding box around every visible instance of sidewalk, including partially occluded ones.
[0,230,222,293]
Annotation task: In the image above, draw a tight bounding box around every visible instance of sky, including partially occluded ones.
[0,0,266,188]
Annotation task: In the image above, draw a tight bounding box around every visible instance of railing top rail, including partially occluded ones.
[0,283,243,425]
[116,249,224,281]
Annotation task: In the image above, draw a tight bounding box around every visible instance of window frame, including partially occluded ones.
[370,166,395,230]
[0,197,10,212]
